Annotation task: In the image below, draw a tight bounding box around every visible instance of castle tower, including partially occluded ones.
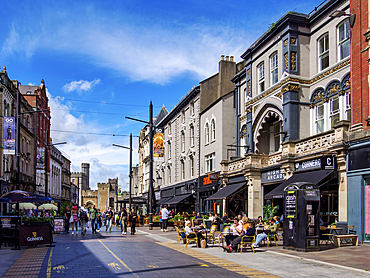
[81,163,90,190]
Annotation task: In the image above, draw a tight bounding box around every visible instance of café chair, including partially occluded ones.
[238,231,256,253]
[185,232,199,248]
[206,224,217,246]
[174,226,186,245]
[214,226,230,248]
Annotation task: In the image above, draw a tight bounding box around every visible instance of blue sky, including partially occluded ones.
[0,0,323,190]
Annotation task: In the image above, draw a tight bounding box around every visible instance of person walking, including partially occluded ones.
[129,208,137,235]
[106,207,114,233]
[79,204,90,236]
[96,209,102,232]
[120,208,128,235]
[161,205,170,232]
[64,206,71,233]
[71,206,79,235]
[89,205,98,234]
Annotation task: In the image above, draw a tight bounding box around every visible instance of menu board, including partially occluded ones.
[365,186,370,235]
[285,190,297,218]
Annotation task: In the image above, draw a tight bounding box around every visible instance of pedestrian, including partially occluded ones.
[89,205,97,234]
[71,205,79,235]
[161,205,169,232]
[96,209,102,232]
[79,204,90,236]
[106,207,113,233]
[120,208,128,235]
[129,208,137,235]
[64,206,71,233]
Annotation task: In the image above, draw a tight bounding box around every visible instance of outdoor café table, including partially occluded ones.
[193,227,210,247]
[327,227,344,235]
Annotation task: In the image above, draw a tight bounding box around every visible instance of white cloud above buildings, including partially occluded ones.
[62,79,101,94]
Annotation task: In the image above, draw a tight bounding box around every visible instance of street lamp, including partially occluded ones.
[156,172,162,190]
[113,133,133,211]
[126,101,155,230]
[329,10,356,28]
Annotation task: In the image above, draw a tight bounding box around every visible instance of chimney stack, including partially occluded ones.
[221,55,225,61]
[226,56,229,61]
[230,56,234,62]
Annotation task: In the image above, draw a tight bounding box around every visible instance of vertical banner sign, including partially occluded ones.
[36,147,45,173]
[3,117,15,154]
[153,127,164,161]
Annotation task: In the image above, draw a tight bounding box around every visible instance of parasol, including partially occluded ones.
[0,190,52,203]
[17,202,37,210]
[39,203,58,210]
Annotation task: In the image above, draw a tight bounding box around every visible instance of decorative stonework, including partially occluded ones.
[247,69,251,75]
[284,53,289,70]
[290,38,297,45]
[281,83,300,93]
[247,80,251,95]
[291,52,296,71]
[245,107,252,113]
[253,104,259,113]
[295,133,336,154]
[275,91,282,99]
[284,39,289,47]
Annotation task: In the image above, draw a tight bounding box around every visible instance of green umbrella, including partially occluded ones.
[39,203,58,210]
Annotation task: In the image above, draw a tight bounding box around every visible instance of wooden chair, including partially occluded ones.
[320,226,333,245]
[214,226,230,248]
[347,225,356,234]
[238,231,256,253]
[185,232,198,248]
[191,218,204,227]
[174,226,185,245]
[206,224,217,246]
[262,223,280,247]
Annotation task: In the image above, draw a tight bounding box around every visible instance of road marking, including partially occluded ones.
[198,263,209,267]
[46,248,53,278]
[52,265,66,274]
[158,242,279,277]
[146,264,158,268]
[98,239,140,278]
[108,262,122,270]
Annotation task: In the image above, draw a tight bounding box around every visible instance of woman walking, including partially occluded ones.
[120,208,128,235]
[71,206,79,235]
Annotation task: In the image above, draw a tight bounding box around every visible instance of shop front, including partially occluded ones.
[261,165,285,217]
[266,156,338,226]
[160,180,197,214]
[347,141,370,243]
[207,175,247,218]
[198,172,220,215]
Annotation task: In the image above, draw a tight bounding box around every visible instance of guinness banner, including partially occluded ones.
[19,224,51,246]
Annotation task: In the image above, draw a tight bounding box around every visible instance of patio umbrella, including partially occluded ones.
[0,190,52,204]
[17,202,37,210]
[39,203,58,211]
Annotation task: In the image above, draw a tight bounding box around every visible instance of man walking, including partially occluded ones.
[89,205,97,234]
[161,205,170,232]
[129,208,137,235]
[79,204,90,236]
[119,207,128,235]
[64,206,71,233]
[106,207,113,233]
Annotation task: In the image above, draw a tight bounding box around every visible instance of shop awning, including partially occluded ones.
[157,197,173,205]
[206,182,247,200]
[166,194,192,205]
[116,196,147,204]
[265,170,334,199]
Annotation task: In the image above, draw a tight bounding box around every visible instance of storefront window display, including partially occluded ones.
[364,177,370,242]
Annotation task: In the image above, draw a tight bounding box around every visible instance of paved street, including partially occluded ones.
[1,225,370,277]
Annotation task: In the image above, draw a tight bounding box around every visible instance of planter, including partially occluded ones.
[174,220,185,227]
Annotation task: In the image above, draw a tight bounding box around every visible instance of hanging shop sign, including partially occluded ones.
[200,173,219,186]
[36,147,45,173]
[261,168,285,184]
[153,127,164,161]
[3,117,15,155]
[294,156,336,172]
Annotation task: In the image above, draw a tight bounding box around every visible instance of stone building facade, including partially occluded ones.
[81,178,119,211]
[71,163,90,206]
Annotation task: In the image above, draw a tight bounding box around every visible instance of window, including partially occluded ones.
[318,34,329,71]
[273,122,282,153]
[181,160,185,180]
[345,91,351,121]
[168,142,171,159]
[182,110,185,123]
[190,102,195,116]
[315,103,325,134]
[205,153,215,172]
[330,96,340,128]
[190,125,194,147]
[168,124,171,135]
[168,167,171,184]
[190,157,194,177]
[205,123,210,144]
[181,132,185,152]
[338,20,350,60]
[258,63,265,93]
[211,119,215,142]
[270,53,278,86]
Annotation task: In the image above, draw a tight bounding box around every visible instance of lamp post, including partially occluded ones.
[126,101,155,230]
[113,133,133,211]
[329,10,356,28]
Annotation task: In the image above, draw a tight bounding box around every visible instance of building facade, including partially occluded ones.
[49,144,62,203]
[216,0,351,220]
[81,178,119,211]
[71,163,90,206]
[61,155,72,203]
[346,0,370,243]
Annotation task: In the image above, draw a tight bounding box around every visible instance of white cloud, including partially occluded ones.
[0,5,248,84]
[62,79,101,94]
[48,90,138,190]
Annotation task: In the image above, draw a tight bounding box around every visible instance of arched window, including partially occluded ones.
[190,125,194,147]
[181,132,185,152]
[211,119,216,142]
[205,123,210,144]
